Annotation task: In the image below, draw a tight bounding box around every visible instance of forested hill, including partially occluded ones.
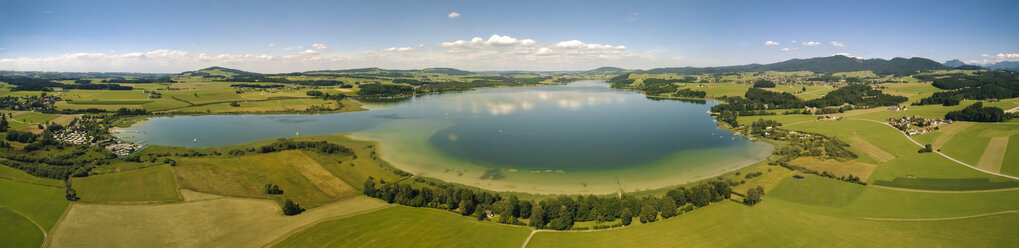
[588,55,950,76]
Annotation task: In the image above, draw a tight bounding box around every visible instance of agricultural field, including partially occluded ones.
[0,179,71,248]
[72,165,181,203]
[49,195,390,248]
[273,206,533,248]
[526,176,1019,248]
[174,150,357,208]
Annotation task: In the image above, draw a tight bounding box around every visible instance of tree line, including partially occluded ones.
[945,102,1014,122]
[363,176,739,230]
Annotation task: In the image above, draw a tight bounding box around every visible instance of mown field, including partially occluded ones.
[0,179,71,248]
[49,195,391,248]
[0,207,45,248]
[273,206,533,248]
[72,164,181,203]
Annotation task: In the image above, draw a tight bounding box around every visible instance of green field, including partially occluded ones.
[72,165,181,203]
[0,179,70,231]
[0,207,45,248]
[526,176,1019,247]
[274,206,533,248]
[174,150,357,208]
[49,195,390,248]
[0,164,64,187]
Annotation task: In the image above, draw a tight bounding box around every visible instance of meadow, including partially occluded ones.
[72,164,181,203]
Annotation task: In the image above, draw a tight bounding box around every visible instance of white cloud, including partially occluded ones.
[311,43,328,50]
[268,43,276,48]
[830,41,847,48]
[791,40,797,43]
[0,35,684,72]
[781,47,797,52]
[802,41,820,47]
[763,41,781,46]
[441,34,536,47]
[448,12,460,18]
[382,47,414,52]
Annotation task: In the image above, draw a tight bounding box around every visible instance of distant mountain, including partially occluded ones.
[584,67,631,75]
[944,59,966,67]
[985,61,1019,71]
[636,55,949,76]
[180,66,260,77]
[420,68,473,75]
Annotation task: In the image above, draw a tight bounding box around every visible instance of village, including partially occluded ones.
[53,118,143,156]
[888,115,952,135]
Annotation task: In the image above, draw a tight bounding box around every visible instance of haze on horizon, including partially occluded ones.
[0,0,1016,73]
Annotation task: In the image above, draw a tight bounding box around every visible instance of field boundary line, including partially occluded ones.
[870,184,1019,193]
[860,210,1019,222]
[846,118,1019,181]
[0,204,49,248]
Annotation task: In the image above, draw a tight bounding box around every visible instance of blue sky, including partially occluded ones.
[1,0,1016,72]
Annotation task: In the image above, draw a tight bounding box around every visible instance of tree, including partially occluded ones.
[518,201,532,219]
[282,199,305,215]
[639,201,658,223]
[620,207,633,226]
[659,196,678,219]
[744,186,765,206]
[753,80,776,88]
[0,114,8,132]
[530,205,546,229]
[918,144,934,153]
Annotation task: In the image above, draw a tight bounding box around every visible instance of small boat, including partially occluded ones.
[296,131,300,136]
[193,138,197,143]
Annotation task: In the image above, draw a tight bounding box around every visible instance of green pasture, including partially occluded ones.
[72,165,181,203]
[274,206,532,248]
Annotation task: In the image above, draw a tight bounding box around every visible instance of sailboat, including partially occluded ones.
[296,131,299,136]
[193,137,197,143]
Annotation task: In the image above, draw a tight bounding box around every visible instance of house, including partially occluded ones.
[987,98,999,102]
[888,106,900,111]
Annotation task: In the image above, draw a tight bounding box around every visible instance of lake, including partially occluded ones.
[116,81,772,194]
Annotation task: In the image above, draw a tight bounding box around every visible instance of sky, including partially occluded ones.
[0,0,1017,73]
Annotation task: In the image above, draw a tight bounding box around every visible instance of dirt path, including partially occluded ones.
[976,137,1009,173]
[861,210,1019,222]
[0,205,48,248]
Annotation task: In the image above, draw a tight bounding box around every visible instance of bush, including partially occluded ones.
[743,186,764,206]
[282,199,305,215]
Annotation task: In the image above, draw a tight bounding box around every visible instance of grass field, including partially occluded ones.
[1001,135,1019,177]
[72,165,181,203]
[0,164,63,187]
[173,150,357,208]
[49,195,390,248]
[788,157,877,180]
[527,176,1019,247]
[940,123,1019,167]
[0,207,45,248]
[274,206,533,248]
[738,115,1017,190]
[0,179,70,232]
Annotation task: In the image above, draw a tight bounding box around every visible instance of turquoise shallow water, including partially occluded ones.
[118,81,770,193]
